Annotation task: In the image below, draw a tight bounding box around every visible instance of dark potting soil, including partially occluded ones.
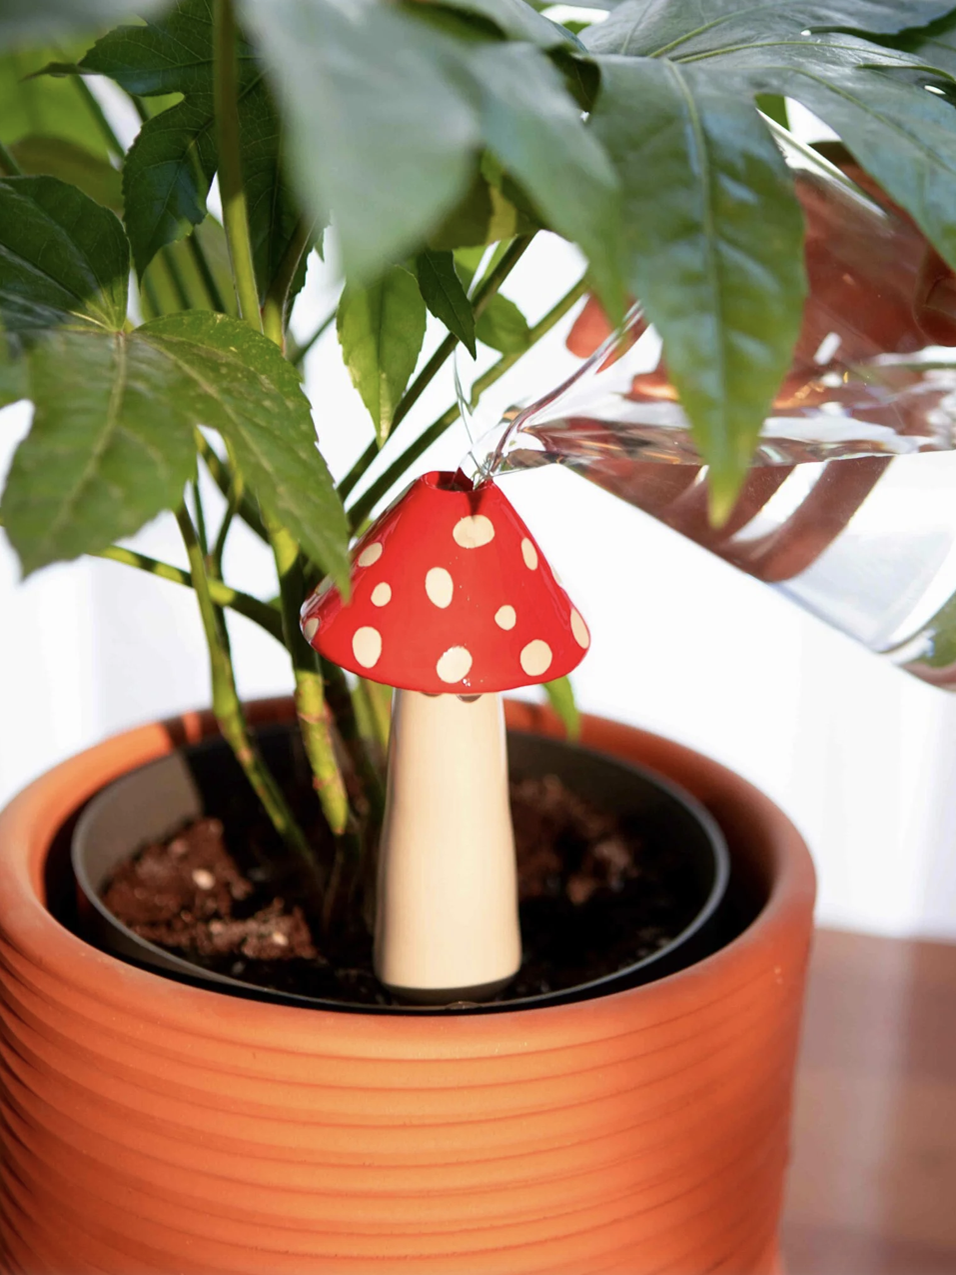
[102,774,699,1006]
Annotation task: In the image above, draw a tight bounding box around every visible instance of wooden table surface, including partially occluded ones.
[781,928,956,1274]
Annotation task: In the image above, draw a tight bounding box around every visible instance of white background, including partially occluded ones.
[1,95,954,942]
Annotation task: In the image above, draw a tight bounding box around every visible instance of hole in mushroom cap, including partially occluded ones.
[357,542,383,568]
[457,694,482,703]
[521,538,538,570]
[453,515,495,549]
[494,605,516,630]
[371,582,391,607]
[425,566,454,608]
[436,646,473,683]
[302,617,319,642]
[571,608,590,649]
[520,639,552,677]
[352,626,382,669]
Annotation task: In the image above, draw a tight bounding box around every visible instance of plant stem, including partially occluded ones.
[265,512,352,838]
[71,73,125,158]
[213,0,261,331]
[176,506,317,871]
[320,659,386,815]
[338,234,535,503]
[289,307,336,367]
[0,141,22,177]
[94,543,284,641]
[262,218,314,350]
[347,274,588,529]
[195,429,268,542]
[186,233,227,313]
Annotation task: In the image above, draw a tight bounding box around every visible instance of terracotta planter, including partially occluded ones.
[0,698,814,1275]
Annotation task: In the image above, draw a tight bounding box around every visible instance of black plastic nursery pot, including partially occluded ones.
[0,697,815,1274]
[71,719,731,1012]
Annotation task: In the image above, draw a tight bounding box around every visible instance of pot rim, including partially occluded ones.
[70,724,732,1015]
[0,698,816,1059]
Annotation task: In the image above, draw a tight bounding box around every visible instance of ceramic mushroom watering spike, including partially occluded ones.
[300,470,590,1003]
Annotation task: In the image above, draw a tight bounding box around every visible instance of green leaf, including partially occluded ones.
[591,58,806,515]
[544,675,580,740]
[585,0,956,60]
[475,292,531,354]
[138,312,349,583]
[337,267,427,445]
[0,351,28,407]
[705,36,956,274]
[413,0,581,50]
[0,176,129,334]
[1,327,198,574]
[460,42,625,318]
[239,0,479,280]
[1,310,349,580]
[414,249,476,356]
[428,165,539,249]
[0,46,110,157]
[119,94,217,276]
[10,136,123,210]
[1,0,169,48]
[83,0,304,298]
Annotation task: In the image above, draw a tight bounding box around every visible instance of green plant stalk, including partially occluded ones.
[262,218,314,350]
[195,429,268,542]
[265,511,351,837]
[95,543,283,640]
[251,212,355,842]
[0,141,23,177]
[290,307,336,367]
[186,233,228,313]
[356,678,391,754]
[214,0,262,331]
[347,274,588,530]
[338,234,536,503]
[69,72,125,159]
[319,658,386,816]
[176,506,317,871]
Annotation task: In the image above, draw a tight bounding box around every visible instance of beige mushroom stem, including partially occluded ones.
[373,689,522,1003]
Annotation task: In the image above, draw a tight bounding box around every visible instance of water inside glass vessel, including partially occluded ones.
[460,129,956,687]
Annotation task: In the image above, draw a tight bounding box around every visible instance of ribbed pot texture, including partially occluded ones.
[0,698,814,1275]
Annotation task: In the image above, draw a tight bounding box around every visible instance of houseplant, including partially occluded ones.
[0,0,955,1268]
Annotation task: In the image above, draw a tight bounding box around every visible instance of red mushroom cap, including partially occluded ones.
[300,470,590,694]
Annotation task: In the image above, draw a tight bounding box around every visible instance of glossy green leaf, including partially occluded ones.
[8,137,123,211]
[461,42,625,317]
[337,267,428,445]
[544,675,580,740]
[585,0,956,60]
[0,46,109,156]
[428,165,539,249]
[2,310,349,579]
[414,250,476,356]
[475,293,531,354]
[591,58,806,516]
[1,0,169,48]
[707,37,956,273]
[0,176,128,334]
[414,0,580,50]
[138,311,349,582]
[119,95,217,276]
[83,0,303,298]
[1,327,197,574]
[240,0,479,280]
[900,11,956,76]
